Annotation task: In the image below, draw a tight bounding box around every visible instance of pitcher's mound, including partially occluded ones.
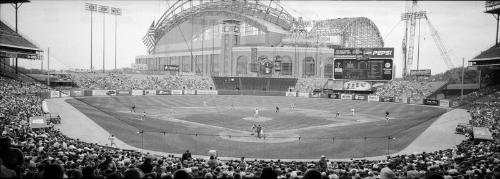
[242,116,272,122]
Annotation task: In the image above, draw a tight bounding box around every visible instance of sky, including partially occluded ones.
[0,1,496,77]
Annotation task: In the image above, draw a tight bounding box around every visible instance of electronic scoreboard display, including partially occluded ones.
[333,48,394,81]
[333,59,393,80]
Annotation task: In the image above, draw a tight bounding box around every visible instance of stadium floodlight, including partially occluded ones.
[110,7,122,71]
[84,3,98,72]
[98,5,109,73]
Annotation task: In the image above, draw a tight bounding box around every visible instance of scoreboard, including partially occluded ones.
[333,59,393,80]
[333,48,394,81]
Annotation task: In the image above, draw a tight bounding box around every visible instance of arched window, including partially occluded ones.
[236,56,248,74]
[304,57,315,76]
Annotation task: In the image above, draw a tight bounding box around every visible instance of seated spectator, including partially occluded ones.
[42,163,65,179]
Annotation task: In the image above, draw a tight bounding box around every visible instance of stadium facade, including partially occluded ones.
[135,0,393,79]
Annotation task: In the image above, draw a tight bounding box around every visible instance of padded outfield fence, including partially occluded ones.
[46,89,455,107]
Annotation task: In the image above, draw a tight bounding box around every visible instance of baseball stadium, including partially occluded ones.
[0,0,499,178]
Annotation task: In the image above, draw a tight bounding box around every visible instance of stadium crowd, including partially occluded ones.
[70,73,214,90]
[0,74,499,179]
[375,80,436,100]
[294,78,328,93]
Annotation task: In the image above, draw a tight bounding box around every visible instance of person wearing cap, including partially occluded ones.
[0,136,24,177]
[318,155,328,172]
[182,150,192,163]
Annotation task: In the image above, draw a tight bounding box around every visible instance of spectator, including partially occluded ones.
[379,163,396,179]
[42,163,65,179]
[124,168,144,179]
[0,136,24,177]
[182,150,192,162]
[173,169,191,179]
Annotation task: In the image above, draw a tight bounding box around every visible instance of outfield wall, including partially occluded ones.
[49,89,453,107]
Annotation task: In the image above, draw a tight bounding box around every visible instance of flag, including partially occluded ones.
[142,21,156,54]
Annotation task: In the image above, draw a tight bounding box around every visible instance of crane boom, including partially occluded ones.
[425,15,455,69]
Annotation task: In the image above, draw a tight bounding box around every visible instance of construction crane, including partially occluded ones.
[424,14,455,69]
[401,1,454,77]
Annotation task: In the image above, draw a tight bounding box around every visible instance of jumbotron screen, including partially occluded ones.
[333,59,393,80]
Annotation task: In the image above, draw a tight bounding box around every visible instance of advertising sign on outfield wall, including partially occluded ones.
[439,100,450,107]
[50,91,60,98]
[197,90,218,95]
[117,90,131,96]
[423,99,439,106]
[171,90,183,95]
[60,90,70,97]
[297,92,310,98]
[367,95,380,102]
[380,96,395,102]
[341,94,353,100]
[355,94,367,100]
[144,90,156,95]
[84,90,93,96]
[184,90,196,95]
[285,92,297,97]
[311,93,322,98]
[70,90,83,97]
[131,90,144,96]
[396,97,409,103]
[156,90,171,95]
[92,90,116,96]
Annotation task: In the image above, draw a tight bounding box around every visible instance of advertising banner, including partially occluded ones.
[29,116,50,129]
[355,94,367,100]
[423,99,439,106]
[285,92,297,97]
[297,92,310,98]
[164,65,180,71]
[197,90,218,95]
[144,90,157,95]
[70,90,83,97]
[343,81,373,91]
[395,97,409,103]
[83,90,93,96]
[156,90,171,95]
[117,90,131,96]
[380,96,395,102]
[334,48,394,58]
[171,90,183,95]
[341,94,353,100]
[60,90,70,97]
[92,90,116,96]
[409,98,423,104]
[410,69,431,77]
[131,90,144,96]
[50,91,60,98]
[367,95,380,102]
[439,99,450,107]
[311,93,323,98]
[184,90,196,95]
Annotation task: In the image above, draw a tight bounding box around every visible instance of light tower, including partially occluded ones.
[400,1,426,78]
